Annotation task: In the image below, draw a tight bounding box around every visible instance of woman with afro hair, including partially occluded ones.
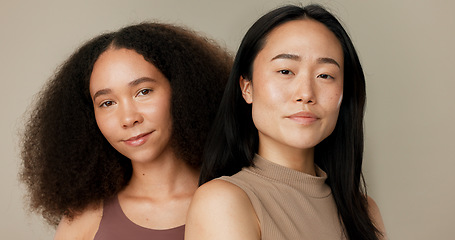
[20,22,232,239]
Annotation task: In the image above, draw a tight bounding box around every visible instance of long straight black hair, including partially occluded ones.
[200,4,382,240]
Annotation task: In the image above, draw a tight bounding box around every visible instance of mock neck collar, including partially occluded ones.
[247,154,331,198]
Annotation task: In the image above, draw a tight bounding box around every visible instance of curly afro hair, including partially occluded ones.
[20,22,232,226]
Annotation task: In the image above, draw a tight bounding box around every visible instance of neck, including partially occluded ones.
[123,152,199,200]
[258,140,316,176]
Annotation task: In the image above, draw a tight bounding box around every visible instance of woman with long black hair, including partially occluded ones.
[186,4,386,240]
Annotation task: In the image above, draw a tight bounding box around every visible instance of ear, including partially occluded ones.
[239,76,253,104]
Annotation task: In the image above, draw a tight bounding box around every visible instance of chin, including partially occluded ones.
[283,134,319,146]
[120,151,154,163]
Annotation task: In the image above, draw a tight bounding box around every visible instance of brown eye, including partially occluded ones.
[279,69,292,75]
[137,89,152,96]
[317,74,334,80]
[100,101,114,108]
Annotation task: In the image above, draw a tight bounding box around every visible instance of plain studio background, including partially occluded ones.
[1,0,454,239]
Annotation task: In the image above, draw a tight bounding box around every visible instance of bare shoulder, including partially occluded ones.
[367,196,388,239]
[54,202,103,240]
[185,179,260,240]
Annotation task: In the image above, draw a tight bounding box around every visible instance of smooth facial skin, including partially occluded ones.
[241,19,344,173]
[90,48,174,164]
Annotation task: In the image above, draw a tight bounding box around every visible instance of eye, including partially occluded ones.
[278,69,293,75]
[137,88,152,96]
[317,74,334,80]
[99,100,115,108]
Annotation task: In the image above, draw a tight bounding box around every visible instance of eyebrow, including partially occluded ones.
[92,77,156,101]
[128,77,156,87]
[317,57,341,69]
[92,89,112,101]
[271,53,301,61]
[271,53,341,69]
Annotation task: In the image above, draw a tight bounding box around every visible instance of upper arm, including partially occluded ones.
[54,203,103,240]
[185,179,260,240]
[367,196,387,240]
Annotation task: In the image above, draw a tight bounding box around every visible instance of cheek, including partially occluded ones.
[159,95,172,119]
[152,107,172,131]
[323,88,343,127]
[253,78,288,106]
[94,110,116,140]
[324,84,343,110]
[250,85,279,121]
[337,93,343,108]
[145,97,173,130]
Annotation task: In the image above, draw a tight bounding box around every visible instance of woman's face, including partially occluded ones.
[90,48,173,163]
[241,19,344,156]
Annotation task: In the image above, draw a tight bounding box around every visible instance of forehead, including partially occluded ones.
[89,48,167,92]
[92,48,153,76]
[258,19,343,65]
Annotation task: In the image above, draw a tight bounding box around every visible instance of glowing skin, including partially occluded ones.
[240,19,344,173]
[90,48,173,163]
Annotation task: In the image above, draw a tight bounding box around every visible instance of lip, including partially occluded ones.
[122,131,153,147]
[287,111,319,125]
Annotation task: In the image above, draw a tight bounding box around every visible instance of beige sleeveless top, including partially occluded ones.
[220,154,346,240]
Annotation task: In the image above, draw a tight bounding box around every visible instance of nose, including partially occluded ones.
[294,76,316,104]
[120,102,144,128]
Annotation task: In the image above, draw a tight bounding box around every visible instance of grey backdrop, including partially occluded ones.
[1,0,454,239]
